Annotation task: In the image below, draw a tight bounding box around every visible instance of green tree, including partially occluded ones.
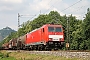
[83,8,90,50]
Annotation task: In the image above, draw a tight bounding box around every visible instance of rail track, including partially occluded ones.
[6,50,90,59]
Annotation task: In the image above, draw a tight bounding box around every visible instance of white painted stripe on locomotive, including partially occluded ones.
[49,35,63,38]
[25,41,46,46]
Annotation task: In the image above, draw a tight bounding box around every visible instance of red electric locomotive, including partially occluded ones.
[25,24,64,50]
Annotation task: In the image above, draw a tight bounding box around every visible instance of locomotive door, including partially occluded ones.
[41,28,45,41]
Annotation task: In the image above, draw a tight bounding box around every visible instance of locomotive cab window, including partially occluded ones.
[48,27,54,32]
[55,27,62,32]
[48,27,62,32]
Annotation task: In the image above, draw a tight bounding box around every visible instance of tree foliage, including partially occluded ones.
[83,8,90,50]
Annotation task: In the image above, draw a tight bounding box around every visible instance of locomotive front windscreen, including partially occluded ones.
[48,27,62,32]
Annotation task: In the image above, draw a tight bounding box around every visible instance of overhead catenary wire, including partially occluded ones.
[43,0,60,14]
[77,12,86,19]
[29,14,37,20]
[18,13,36,27]
[61,0,82,12]
[43,0,82,14]
[72,5,87,13]
[66,5,88,15]
[59,0,86,20]
[29,0,54,20]
[67,4,89,19]
[47,0,53,5]
[29,0,83,21]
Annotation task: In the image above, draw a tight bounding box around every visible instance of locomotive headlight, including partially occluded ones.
[49,38,52,41]
[59,38,62,41]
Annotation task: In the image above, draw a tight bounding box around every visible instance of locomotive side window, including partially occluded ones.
[55,27,62,32]
[42,28,44,32]
[48,27,54,32]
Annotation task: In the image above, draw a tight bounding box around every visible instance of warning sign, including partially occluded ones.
[66,43,69,48]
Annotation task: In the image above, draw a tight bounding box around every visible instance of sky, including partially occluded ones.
[0,0,90,31]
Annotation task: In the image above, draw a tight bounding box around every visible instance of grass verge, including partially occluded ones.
[0,50,87,60]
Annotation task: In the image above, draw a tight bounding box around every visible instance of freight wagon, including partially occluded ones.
[17,35,26,49]
[2,42,9,50]
[9,38,17,49]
